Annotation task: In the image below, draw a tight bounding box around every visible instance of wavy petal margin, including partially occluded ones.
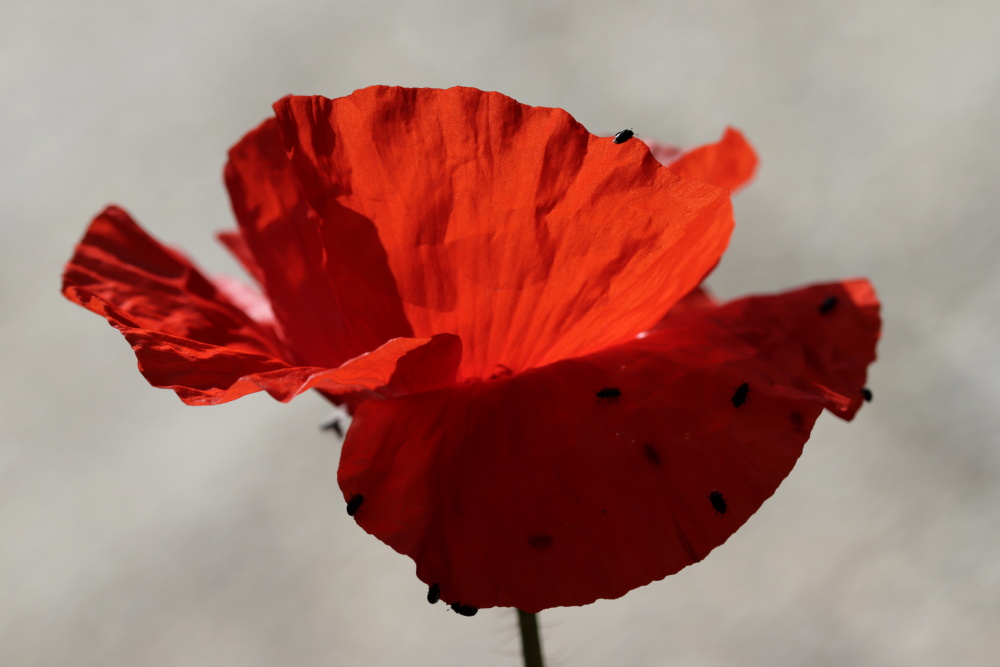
[647,127,759,192]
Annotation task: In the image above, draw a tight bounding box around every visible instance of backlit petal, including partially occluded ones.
[273,87,735,380]
[63,206,281,357]
[63,206,460,405]
[225,117,412,368]
[338,280,879,611]
[647,127,759,192]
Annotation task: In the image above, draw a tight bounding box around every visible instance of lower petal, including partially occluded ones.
[337,280,880,612]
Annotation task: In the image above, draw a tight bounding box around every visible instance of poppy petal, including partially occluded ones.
[224,117,413,368]
[116,329,460,405]
[692,279,880,420]
[63,206,281,357]
[63,206,461,405]
[272,87,735,380]
[662,284,718,317]
[647,127,759,192]
[337,279,879,612]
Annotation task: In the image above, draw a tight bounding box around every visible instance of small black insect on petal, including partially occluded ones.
[708,490,727,515]
[450,602,478,617]
[489,364,513,380]
[861,387,873,402]
[642,442,662,467]
[427,583,441,604]
[528,534,553,549]
[596,387,621,403]
[731,382,750,408]
[346,493,364,516]
[818,295,839,315]
[789,411,806,432]
[613,128,634,144]
[321,418,343,438]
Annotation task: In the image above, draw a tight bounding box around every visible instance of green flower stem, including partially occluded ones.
[517,609,544,667]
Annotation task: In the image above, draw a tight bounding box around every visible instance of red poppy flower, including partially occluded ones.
[63,86,880,613]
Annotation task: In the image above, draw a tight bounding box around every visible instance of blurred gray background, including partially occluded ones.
[3,0,999,665]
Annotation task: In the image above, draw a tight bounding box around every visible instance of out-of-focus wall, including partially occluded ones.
[3,1,998,665]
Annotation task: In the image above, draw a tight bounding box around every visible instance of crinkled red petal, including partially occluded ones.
[63,206,282,357]
[273,87,735,380]
[116,329,460,405]
[337,279,880,612]
[225,117,413,368]
[62,206,461,405]
[647,127,759,192]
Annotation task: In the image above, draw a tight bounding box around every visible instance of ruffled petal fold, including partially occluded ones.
[63,206,461,406]
[272,87,735,380]
[118,330,460,405]
[337,279,880,611]
[647,127,759,192]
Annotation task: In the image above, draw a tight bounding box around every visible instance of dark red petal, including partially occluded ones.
[273,87,734,380]
[694,279,880,420]
[338,279,880,612]
[647,127,759,192]
[63,206,460,405]
[224,117,412,368]
[662,284,717,317]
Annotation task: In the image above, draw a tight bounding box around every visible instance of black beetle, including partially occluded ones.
[346,493,364,516]
[427,583,441,604]
[861,387,873,402]
[731,382,750,408]
[709,491,727,515]
[596,387,621,402]
[613,128,635,144]
[819,296,839,314]
[450,602,478,617]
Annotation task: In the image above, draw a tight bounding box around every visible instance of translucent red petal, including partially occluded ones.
[225,118,413,368]
[647,127,759,192]
[272,87,735,380]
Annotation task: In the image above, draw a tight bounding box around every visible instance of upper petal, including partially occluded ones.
[646,127,759,193]
[337,279,880,612]
[63,206,461,405]
[272,86,735,380]
[224,117,413,368]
